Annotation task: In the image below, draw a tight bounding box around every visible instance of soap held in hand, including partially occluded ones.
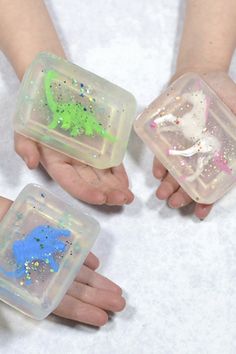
[134,73,236,204]
[13,52,136,169]
[0,184,99,320]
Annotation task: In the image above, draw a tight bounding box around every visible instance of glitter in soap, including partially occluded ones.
[134,73,236,204]
[0,184,99,320]
[13,52,136,169]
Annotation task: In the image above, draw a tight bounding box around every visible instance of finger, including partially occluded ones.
[194,203,213,220]
[84,252,100,270]
[0,197,12,220]
[111,164,129,188]
[14,133,40,169]
[76,265,123,295]
[153,157,167,180]
[124,190,135,205]
[53,294,109,326]
[167,187,193,208]
[93,169,134,205]
[156,173,179,200]
[105,189,133,206]
[67,282,126,312]
[111,164,135,204]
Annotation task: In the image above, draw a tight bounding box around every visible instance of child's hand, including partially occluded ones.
[14,134,134,206]
[153,71,236,219]
[54,252,125,326]
[0,196,125,326]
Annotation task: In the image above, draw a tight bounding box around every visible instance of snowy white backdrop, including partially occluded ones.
[1,1,236,353]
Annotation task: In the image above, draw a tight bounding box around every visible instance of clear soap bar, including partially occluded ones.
[13,52,136,169]
[134,73,236,204]
[0,184,99,320]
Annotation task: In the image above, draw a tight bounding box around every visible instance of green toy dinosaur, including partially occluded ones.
[44,70,116,142]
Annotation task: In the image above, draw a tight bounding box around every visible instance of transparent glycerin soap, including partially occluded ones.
[13,52,136,169]
[0,184,99,320]
[134,73,236,204]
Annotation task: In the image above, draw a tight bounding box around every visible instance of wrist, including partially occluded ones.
[0,0,66,81]
[170,65,228,84]
[13,48,65,81]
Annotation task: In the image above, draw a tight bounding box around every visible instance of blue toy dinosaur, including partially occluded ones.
[0,225,71,284]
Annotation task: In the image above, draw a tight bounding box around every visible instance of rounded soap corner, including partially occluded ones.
[27,183,42,191]
[26,52,50,72]
[195,196,217,205]
[133,116,143,136]
[98,155,123,171]
[33,311,49,321]
[19,183,42,197]
[183,189,217,205]
[36,51,52,61]
[129,92,138,111]
[133,114,139,128]
[92,159,113,170]
[175,71,203,84]
[84,215,100,241]
[134,108,144,120]
[82,209,100,235]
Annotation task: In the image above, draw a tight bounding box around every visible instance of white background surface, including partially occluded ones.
[1,1,236,353]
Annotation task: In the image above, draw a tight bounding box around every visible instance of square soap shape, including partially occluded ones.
[13,52,136,169]
[134,73,236,204]
[0,184,99,320]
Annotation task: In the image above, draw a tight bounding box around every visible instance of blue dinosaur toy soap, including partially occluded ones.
[13,52,136,169]
[0,184,99,320]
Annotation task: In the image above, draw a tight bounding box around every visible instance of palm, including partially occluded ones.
[39,146,134,205]
[54,256,125,326]
[15,134,134,205]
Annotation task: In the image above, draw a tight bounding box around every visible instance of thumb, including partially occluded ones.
[14,132,40,169]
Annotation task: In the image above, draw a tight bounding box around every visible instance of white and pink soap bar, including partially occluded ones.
[134,73,236,204]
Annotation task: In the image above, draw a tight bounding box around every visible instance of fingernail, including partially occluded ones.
[23,157,28,166]
[154,170,162,179]
[98,194,106,204]
[122,195,128,204]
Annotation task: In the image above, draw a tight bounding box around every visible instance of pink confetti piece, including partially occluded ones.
[213,152,232,175]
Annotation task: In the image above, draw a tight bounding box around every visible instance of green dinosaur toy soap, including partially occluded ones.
[13,52,136,169]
